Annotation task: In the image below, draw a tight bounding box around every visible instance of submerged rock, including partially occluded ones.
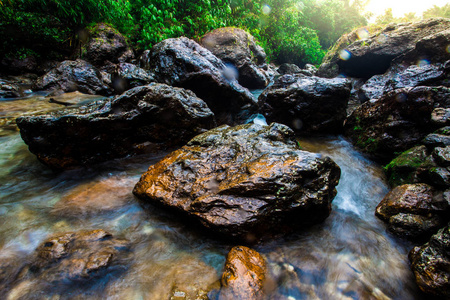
[410,223,450,298]
[133,123,340,240]
[376,183,450,241]
[30,229,130,283]
[34,59,112,96]
[17,83,215,169]
[82,23,134,67]
[344,86,450,160]
[258,74,351,135]
[149,37,257,125]
[317,18,450,78]
[219,246,266,300]
[200,27,270,89]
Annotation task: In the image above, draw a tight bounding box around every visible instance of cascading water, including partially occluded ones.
[0,96,426,299]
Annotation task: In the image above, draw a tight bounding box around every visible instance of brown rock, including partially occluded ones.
[219,246,266,300]
[133,123,340,240]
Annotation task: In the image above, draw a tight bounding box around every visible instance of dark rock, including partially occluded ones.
[258,74,351,135]
[423,130,450,149]
[431,108,450,126]
[344,86,450,160]
[150,37,257,125]
[317,18,450,78]
[219,246,266,300]
[410,223,450,298]
[138,49,151,69]
[0,82,22,98]
[200,27,269,89]
[433,146,450,167]
[426,167,450,188]
[1,56,38,75]
[34,59,112,96]
[82,23,134,67]
[17,83,215,169]
[103,62,155,94]
[133,123,340,240]
[376,183,450,241]
[384,145,431,187]
[358,61,449,101]
[30,229,130,283]
[277,63,302,75]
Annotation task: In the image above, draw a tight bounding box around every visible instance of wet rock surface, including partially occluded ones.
[259,74,351,135]
[133,123,340,240]
[344,86,450,161]
[26,229,131,285]
[317,18,450,78]
[410,223,450,298]
[219,246,266,300]
[34,59,112,96]
[375,183,450,241]
[17,83,215,169]
[82,23,134,67]
[149,37,257,125]
[200,27,270,89]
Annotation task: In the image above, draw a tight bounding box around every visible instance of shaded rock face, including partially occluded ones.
[317,18,450,78]
[133,123,341,241]
[344,86,450,161]
[277,63,318,76]
[358,61,450,102]
[101,62,155,94]
[82,23,134,67]
[149,37,257,125]
[200,27,270,89]
[17,83,215,169]
[258,74,351,135]
[219,246,266,300]
[30,229,130,284]
[34,59,112,96]
[410,223,450,298]
[375,183,450,241]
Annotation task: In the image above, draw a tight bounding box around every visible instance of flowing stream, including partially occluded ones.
[0,95,426,299]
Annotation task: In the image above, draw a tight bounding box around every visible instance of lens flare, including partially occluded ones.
[262,4,271,15]
[376,34,388,44]
[356,28,369,40]
[417,59,430,67]
[446,44,450,53]
[339,49,351,61]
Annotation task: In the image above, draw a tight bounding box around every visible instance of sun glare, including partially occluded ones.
[365,0,449,18]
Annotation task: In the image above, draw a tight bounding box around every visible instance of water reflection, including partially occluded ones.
[0,133,426,299]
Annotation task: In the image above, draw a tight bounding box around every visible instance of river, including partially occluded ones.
[0,93,425,299]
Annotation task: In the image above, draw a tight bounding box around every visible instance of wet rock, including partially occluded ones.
[82,23,134,67]
[358,62,449,101]
[30,229,130,283]
[410,223,450,298]
[317,18,450,78]
[433,146,450,167]
[149,37,257,125]
[52,176,136,216]
[431,108,450,126]
[427,167,450,188]
[384,145,431,187]
[375,184,449,241]
[344,86,450,160]
[133,123,340,240]
[200,27,270,89]
[258,74,351,135]
[138,49,151,69]
[47,91,105,106]
[219,246,266,300]
[423,128,450,149]
[104,62,155,93]
[17,83,215,169]
[34,59,112,96]
[277,63,302,75]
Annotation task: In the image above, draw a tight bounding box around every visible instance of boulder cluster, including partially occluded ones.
[5,18,450,298]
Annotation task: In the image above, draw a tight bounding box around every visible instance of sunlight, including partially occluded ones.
[365,0,449,18]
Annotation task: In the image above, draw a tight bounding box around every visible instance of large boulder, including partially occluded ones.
[149,37,257,125]
[375,183,450,241]
[33,59,112,96]
[200,27,270,89]
[101,62,155,94]
[409,223,450,298]
[133,123,341,241]
[317,18,450,78]
[344,86,450,161]
[17,83,216,169]
[258,74,351,135]
[219,246,267,300]
[82,23,134,67]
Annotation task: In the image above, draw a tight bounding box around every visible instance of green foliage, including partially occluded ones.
[1,0,369,66]
[423,4,450,19]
